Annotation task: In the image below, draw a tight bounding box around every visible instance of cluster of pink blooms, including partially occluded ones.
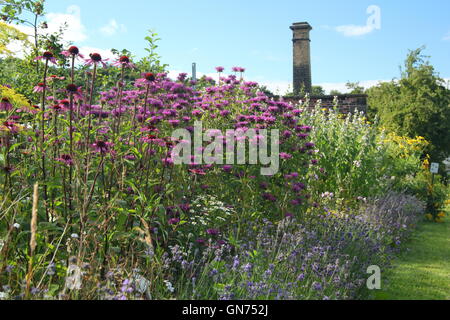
[8,46,323,242]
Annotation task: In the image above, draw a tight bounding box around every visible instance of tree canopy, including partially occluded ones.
[367,47,450,162]
[0,21,29,56]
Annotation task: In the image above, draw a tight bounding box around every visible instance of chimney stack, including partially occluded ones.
[290,22,312,94]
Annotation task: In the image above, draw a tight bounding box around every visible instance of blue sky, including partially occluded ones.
[26,1,450,93]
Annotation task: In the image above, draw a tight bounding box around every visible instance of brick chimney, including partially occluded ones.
[290,22,312,94]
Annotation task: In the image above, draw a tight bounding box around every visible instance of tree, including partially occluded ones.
[0,21,29,55]
[329,89,343,96]
[311,85,325,96]
[285,85,325,97]
[346,81,365,94]
[1,0,46,61]
[368,47,450,162]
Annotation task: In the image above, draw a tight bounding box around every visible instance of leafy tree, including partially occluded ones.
[285,85,325,97]
[329,89,343,96]
[0,21,29,55]
[311,85,325,96]
[1,0,46,60]
[346,81,365,94]
[368,47,450,162]
[258,84,274,97]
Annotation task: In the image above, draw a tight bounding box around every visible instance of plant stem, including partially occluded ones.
[41,59,49,221]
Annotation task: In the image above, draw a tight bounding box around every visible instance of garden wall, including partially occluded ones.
[279,94,368,114]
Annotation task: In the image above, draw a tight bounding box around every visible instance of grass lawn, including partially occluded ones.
[375,219,450,300]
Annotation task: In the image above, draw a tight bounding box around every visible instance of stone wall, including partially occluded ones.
[278,94,368,114]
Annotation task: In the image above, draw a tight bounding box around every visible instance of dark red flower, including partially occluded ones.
[43,51,54,59]
[144,73,155,82]
[90,53,102,62]
[56,154,74,166]
[119,56,130,64]
[66,84,79,93]
[68,46,79,55]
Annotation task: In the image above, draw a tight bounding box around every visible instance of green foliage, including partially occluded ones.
[346,82,365,94]
[301,104,387,201]
[329,89,343,96]
[0,84,30,107]
[368,47,450,162]
[311,85,325,96]
[139,29,169,74]
[0,0,44,24]
[285,85,326,97]
[0,21,29,55]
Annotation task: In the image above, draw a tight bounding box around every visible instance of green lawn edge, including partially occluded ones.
[375,219,450,300]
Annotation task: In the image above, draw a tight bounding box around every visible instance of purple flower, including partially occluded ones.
[220,110,231,117]
[262,193,277,202]
[0,98,13,111]
[33,82,47,93]
[168,218,180,225]
[177,73,188,81]
[85,53,109,68]
[207,229,220,236]
[280,152,293,160]
[285,212,294,218]
[112,55,135,69]
[242,263,252,273]
[312,282,323,291]
[223,165,233,173]
[56,154,74,166]
[232,256,240,270]
[34,51,57,64]
[62,46,84,59]
[92,140,113,154]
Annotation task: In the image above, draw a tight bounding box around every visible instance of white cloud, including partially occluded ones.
[259,81,292,95]
[78,46,117,62]
[2,24,33,57]
[3,5,88,57]
[100,19,127,37]
[335,24,375,37]
[45,5,88,42]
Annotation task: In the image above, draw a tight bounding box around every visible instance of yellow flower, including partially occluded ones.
[437,212,446,218]
[0,85,30,109]
[425,214,433,221]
